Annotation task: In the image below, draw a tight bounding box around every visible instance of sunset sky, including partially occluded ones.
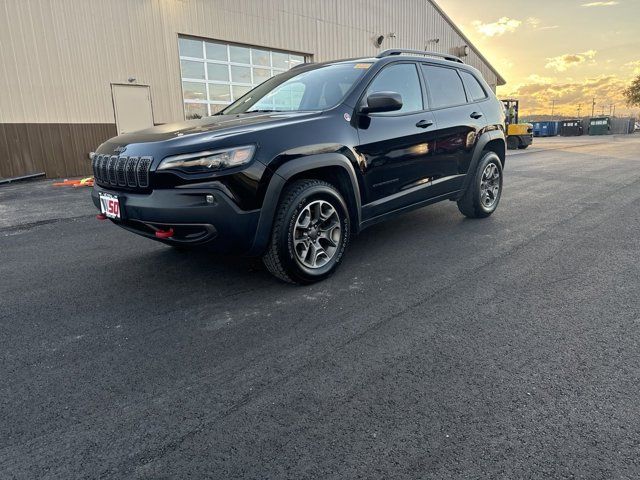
[437,0,640,117]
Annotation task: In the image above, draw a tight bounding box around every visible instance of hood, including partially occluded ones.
[106,111,322,145]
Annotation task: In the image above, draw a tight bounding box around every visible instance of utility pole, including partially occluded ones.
[577,104,582,118]
[612,105,616,118]
[551,99,556,120]
[591,97,596,117]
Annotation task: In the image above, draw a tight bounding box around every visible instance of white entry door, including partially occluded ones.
[111,84,154,135]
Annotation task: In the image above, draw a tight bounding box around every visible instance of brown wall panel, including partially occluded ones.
[0,123,116,179]
[0,124,37,178]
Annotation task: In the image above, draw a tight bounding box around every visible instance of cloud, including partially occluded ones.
[526,74,556,84]
[625,61,640,75]
[527,17,541,28]
[472,17,522,37]
[545,50,597,72]
[527,17,559,31]
[581,1,619,6]
[500,74,634,115]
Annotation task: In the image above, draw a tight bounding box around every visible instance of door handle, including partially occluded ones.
[470,112,483,119]
[416,119,434,129]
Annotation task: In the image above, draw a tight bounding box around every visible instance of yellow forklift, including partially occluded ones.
[501,99,533,150]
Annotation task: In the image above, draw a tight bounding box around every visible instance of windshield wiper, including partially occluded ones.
[246,109,286,113]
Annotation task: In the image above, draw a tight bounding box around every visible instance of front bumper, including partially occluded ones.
[92,185,260,254]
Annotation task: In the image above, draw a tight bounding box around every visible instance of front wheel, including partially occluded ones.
[457,151,503,219]
[263,179,351,284]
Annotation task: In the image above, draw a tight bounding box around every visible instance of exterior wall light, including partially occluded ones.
[374,33,396,48]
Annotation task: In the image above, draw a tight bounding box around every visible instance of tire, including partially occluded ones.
[169,244,193,252]
[263,179,351,284]
[507,136,519,150]
[457,151,503,219]
[517,142,529,150]
[169,244,188,251]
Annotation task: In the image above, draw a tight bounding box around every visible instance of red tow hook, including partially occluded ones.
[96,213,107,220]
[155,228,175,239]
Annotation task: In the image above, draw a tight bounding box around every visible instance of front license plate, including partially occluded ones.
[99,193,121,219]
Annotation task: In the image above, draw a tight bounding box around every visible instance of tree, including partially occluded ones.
[623,75,640,108]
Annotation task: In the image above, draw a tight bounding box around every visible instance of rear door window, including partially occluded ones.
[365,63,424,114]
[460,71,488,102]
[421,64,467,109]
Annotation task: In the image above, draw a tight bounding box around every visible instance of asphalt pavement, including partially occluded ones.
[2,135,640,479]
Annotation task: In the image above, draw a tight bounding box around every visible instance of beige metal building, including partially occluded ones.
[0,0,505,179]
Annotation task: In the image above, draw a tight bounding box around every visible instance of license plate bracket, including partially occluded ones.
[99,192,122,220]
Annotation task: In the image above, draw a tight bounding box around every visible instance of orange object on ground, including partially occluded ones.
[73,180,94,188]
[53,177,94,187]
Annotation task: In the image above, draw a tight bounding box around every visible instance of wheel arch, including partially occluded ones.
[460,130,506,195]
[484,137,506,167]
[248,153,362,256]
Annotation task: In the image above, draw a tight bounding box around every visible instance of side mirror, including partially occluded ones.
[360,91,403,114]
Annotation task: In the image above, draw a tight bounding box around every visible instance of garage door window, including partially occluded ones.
[179,36,306,119]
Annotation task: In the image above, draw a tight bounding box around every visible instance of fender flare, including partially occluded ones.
[247,153,362,256]
[460,129,506,194]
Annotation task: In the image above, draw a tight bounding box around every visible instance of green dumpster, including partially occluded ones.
[588,117,611,135]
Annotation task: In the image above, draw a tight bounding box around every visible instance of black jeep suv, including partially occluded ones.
[92,49,506,284]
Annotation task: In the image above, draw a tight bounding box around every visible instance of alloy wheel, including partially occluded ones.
[293,200,342,269]
[480,162,501,209]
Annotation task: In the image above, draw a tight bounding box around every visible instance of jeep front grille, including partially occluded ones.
[93,154,152,190]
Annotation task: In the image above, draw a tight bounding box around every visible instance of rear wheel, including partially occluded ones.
[507,136,519,150]
[457,151,503,219]
[170,244,191,252]
[263,179,350,284]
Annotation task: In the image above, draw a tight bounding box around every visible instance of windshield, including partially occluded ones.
[221,62,371,115]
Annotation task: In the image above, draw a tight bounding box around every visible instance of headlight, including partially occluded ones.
[157,145,256,173]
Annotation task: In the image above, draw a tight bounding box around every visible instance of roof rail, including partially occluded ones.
[376,49,464,64]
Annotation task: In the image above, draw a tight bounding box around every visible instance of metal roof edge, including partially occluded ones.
[427,0,507,86]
